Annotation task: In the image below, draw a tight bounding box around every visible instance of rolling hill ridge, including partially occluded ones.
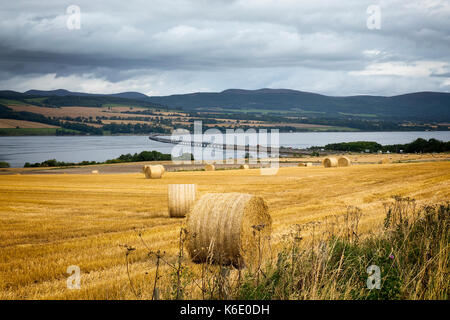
[0,88,449,121]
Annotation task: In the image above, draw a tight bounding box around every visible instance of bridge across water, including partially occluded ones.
[148,134,330,156]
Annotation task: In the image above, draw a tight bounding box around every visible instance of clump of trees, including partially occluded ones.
[23,151,194,167]
[105,150,171,163]
[314,138,450,153]
[24,159,98,167]
[0,161,10,168]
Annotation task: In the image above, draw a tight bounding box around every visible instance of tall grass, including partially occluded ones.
[128,197,448,300]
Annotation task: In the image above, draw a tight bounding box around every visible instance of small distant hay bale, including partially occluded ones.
[168,184,196,218]
[379,158,390,164]
[337,156,351,167]
[91,170,99,174]
[205,164,215,171]
[186,193,272,268]
[322,157,338,168]
[305,162,313,167]
[157,164,166,174]
[240,164,249,169]
[144,165,163,179]
[298,163,306,167]
[143,164,165,174]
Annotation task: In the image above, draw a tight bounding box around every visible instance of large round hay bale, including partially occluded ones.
[240,164,249,169]
[338,156,351,167]
[144,165,163,179]
[298,163,306,167]
[186,193,272,268]
[91,170,99,174]
[204,164,215,171]
[168,184,196,218]
[305,162,313,167]
[322,157,338,168]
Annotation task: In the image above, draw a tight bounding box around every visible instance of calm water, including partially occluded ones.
[1,131,449,168]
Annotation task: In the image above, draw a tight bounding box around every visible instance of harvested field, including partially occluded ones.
[281,153,450,164]
[8,105,190,122]
[0,119,59,129]
[0,160,449,299]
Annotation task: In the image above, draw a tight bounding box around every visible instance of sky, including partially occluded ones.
[0,0,449,96]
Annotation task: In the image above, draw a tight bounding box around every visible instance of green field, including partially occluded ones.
[24,97,47,103]
[0,99,25,106]
[0,128,59,136]
[0,128,82,136]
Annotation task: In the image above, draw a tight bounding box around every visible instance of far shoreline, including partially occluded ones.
[1,129,450,137]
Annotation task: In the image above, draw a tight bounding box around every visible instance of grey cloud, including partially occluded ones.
[0,0,449,95]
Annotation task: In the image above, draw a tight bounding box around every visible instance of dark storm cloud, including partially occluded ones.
[0,0,449,95]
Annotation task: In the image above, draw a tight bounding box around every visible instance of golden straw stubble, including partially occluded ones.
[168,184,196,218]
[186,193,272,268]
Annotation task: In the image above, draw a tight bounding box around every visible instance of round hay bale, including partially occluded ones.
[337,156,351,167]
[297,163,306,167]
[322,157,338,168]
[186,193,272,268]
[143,164,165,174]
[305,162,313,167]
[168,184,196,218]
[157,164,166,174]
[240,164,249,169]
[144,165,163,179]
[204,164,215,171]
[91,170,99,174]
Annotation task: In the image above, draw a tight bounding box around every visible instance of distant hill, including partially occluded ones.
[146,88,450,120]
[25,89,90,96]
[0,90,163,109]
[24,89,149,100]
[1,88,449,121]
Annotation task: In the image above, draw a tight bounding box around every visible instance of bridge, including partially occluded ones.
[148,134,329,156]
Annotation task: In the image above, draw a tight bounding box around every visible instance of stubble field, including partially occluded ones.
[0,159,449,299]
